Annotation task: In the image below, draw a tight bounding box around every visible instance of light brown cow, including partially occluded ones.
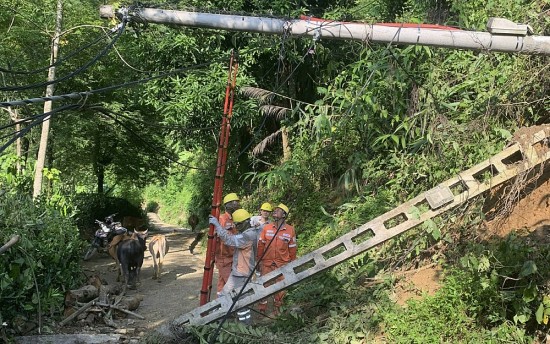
[148,235,169,280]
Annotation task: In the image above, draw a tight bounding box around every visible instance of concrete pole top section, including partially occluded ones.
[99,5,550,55]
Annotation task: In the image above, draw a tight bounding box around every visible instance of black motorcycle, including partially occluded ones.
[83,214,127,261]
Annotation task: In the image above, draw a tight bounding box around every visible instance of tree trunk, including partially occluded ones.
[281,127,291,161]
[93,129,105,194]
[281,63,295,162]
[33,0,63,199]
[97,166,105,194]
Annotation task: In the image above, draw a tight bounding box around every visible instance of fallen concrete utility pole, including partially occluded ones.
[156,126,550,334]
[100,6,550,55]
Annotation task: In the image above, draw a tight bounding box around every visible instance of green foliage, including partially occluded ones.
[143,151,214,228]
[72,193,144,234]
[0,192,85,336]
[146,201,159,213]
[186,322,277,344]
[380,232,550,343]
[2,0,549,341]
[381,284,532,343]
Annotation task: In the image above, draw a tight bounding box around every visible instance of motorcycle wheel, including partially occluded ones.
[83,247,98,261]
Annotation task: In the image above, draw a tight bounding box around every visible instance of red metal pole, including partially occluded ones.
[200,51,238,305]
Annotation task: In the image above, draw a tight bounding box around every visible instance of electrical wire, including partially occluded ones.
[207,40,318,342]
[203,8,404,337]
[100,108,218,132]
[0,29,113,76]
[0,104,82,154]
[0,111,49,131]
[0,20,127,92]
[0,59,221,108]
[96,108,211,171]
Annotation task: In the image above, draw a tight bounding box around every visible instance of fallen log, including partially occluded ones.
[65,285,98,303]
[59,297,98,327]
[98,284,122,304]
[0,235,20,254]
[117,295,143,311]
[96,302,145,319]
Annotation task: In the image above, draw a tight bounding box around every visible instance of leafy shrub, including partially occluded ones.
[0,192,85,337]
[146,201,159,213]
[143,151,214,227]
[380,232,550,343]
[71,193,145,236]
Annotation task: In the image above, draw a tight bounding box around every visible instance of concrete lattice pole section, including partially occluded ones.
[154,126,550,335]
[100,6,550,55]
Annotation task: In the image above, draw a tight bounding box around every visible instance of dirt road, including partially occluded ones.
[76,213,215,339]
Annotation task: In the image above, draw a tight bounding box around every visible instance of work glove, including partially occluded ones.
[209,215,222,231]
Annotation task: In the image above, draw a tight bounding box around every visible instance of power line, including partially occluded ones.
[0,21,127,92]
[97,108,210,171]
[0,111,48,131]
[207,41,317,342]
[0,29,113,76]
[0,104,82,154]
[102,109,218,132]
[0,59,221,108]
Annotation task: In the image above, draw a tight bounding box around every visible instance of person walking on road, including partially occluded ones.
[209,209,261,325]
[256,203,297,316]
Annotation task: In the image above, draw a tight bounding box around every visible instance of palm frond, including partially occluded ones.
[260,105,289,120]
[252,129,282,156]
[240,86,276,104]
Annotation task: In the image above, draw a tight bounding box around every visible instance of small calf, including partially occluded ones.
[148,234,169,280]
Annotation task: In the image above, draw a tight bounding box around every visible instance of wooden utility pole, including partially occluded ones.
[100,6,550,55]
[33,0,63,199]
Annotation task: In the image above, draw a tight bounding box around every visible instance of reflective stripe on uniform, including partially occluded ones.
[238,309,251,320]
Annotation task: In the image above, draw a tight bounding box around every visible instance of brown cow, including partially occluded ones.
[148,234,169,280]
[122,216,145,231]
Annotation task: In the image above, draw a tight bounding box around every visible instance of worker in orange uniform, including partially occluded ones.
[256,203,297,316]
[215,192,241,297]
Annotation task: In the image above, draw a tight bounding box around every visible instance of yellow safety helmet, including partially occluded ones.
[260,202,273,212]
[275,203,289,215]
[232,209,251,223]
[223,193,240,204]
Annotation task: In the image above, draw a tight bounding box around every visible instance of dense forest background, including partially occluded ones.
[1,0,549,342]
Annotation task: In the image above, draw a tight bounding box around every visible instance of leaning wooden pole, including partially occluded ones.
[200,51,238,306]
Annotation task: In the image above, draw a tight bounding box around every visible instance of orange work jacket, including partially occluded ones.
[257,222,297,267]
[216,212,236,264]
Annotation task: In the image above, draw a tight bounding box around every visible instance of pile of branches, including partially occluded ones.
[61,275,144,328]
